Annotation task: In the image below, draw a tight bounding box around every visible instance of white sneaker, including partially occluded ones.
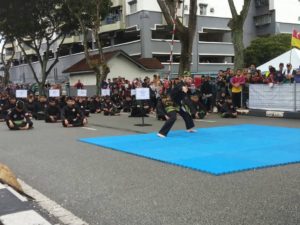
[187,129,197,133]
[157,133,166,138]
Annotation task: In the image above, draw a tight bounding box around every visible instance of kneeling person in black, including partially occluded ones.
[45,98,61,123]
[62,97,87,127]
[6,100,33,130]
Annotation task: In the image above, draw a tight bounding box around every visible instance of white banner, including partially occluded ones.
[16,90,28,98]
[49,89,60,97]
[101,89,110,96]
[249,84,300,111]
[135,88,150,100]
[77,89,87,97]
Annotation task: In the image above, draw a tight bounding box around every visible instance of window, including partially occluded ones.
[128,0,137,14]
[199,4,207,16]
[255,0,269,8]
[153,54,180,63]
[199,29,232,42]
[152,25,180,40]
[114,30,140,45]
[199,55,234,64]
[254,14,272,26]
[102,7,122,25]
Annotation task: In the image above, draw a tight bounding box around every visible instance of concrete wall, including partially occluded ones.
[69,55,159,86]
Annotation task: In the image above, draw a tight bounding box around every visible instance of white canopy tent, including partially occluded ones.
[257,48,300,72]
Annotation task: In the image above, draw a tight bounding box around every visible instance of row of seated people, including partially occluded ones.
[0,89,237,130]
[1,96,89,130]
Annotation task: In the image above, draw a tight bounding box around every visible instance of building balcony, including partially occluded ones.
[24,49,36,55]
[4,43,13,48]
[62,35,81,45]
[198,42,234,55]
[111,0,123,7]
[100,20,125,33]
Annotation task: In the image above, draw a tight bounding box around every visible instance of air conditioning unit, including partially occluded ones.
[210,8,214,13]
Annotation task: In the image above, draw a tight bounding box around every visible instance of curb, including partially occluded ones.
[237,109,300,119]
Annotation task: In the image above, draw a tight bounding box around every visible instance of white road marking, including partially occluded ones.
[19,179,89,225]
[0,210,52,225]
[82,127,97,131]
[6,186,28,202]
[0,182,5,189]
[195,119,216,123]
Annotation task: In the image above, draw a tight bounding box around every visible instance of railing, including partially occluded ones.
[102,14,121,25]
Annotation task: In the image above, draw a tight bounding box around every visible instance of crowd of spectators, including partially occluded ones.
[1,62,300,124]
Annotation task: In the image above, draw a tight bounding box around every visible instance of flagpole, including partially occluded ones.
[290,27,294,64]
[289,48,293,64]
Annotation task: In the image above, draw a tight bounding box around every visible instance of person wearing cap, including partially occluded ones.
[6,100,33,130]
[45,98,61,123]
[157,73,196,138]
[62,97,87,127]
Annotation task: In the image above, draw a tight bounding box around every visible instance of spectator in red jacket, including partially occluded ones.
[74,80,84,89]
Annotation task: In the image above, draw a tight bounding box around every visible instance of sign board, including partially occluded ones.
[77,89,87,97]
[16,90,28,98]
[131,89,136,96]
[135,88,150,100]
[49,89,60,97]
[101,89,111,96]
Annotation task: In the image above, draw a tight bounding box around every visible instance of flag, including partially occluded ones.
[291,29,300,49]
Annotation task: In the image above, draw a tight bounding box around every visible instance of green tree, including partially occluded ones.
[0,0,77,94]
[157,0,197,76]
[244,34,291,66]
[66,0,112,95]
[228,0,252,71]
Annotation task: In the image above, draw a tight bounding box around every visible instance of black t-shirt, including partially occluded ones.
[6,108,30,122]
[62,105,83,120]
[46,105,61,117]
[171,81,186,105]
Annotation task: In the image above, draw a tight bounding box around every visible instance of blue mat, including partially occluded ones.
[79,124,300,175]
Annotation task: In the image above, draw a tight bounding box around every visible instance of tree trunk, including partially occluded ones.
[227,0,252,71]
[38,82,44,96]
[96,71,101,96]
[178,31,194,75]
[4,68,10,86]
[232,28,245,70]
[157,0,197,76]
[1,40,15,86]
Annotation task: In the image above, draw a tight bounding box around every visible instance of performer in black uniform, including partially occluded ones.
[62,97,87,127]
[6,100,33,130]
[157,75,196,137]
[45,98,61,123]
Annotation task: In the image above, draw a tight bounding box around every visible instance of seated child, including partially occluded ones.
[6,100,33,130]
[45,98,61,123]
[62,97,87,127]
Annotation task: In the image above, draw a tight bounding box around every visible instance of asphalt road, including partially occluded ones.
[0,114,300,225]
